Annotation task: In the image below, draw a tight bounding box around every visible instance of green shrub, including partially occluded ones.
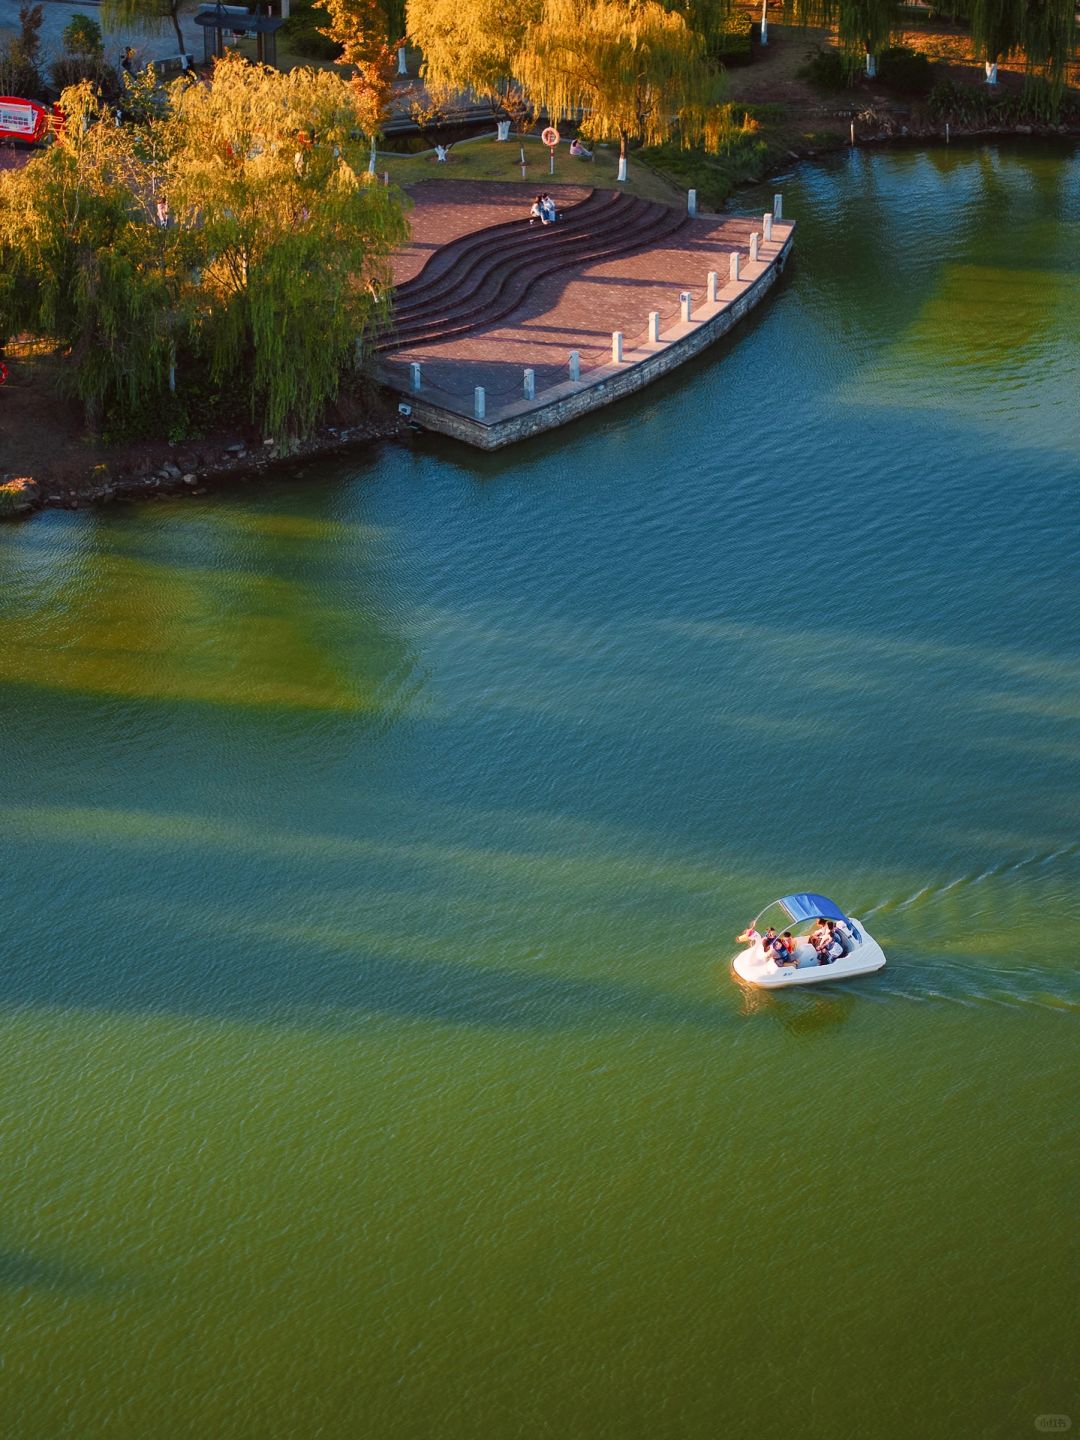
[711,11,753,66]
[799,47,853,92]
[50,56,119,96]
[642,123,774,209]
[282,0,340,60]
[876,44,933,94]
[926,76,1079,125]
[0,478,36,517]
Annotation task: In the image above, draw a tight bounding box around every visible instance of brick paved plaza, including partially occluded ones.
[385,180,762,411]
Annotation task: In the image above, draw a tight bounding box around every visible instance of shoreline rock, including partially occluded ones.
[0,412,405,521]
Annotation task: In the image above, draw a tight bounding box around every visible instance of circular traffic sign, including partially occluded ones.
[541,126,560,147]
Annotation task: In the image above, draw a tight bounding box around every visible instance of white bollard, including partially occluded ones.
[497,120,511,141]
[474,386,485,420]
[763,212,773,242]
[648,312,660,343]
[774,193,783,223]
[569,351,581,382]
[617,156,628,183]
[729,250,740,282]
[707,270,719,303]
[523,368,535,400]
[865,50,877,78]
[397,46,407,75]
[749,232,759,263]
[612,331,624,363]
[410,362,421,392]
[680,292,692,323]
[688,188,697,218]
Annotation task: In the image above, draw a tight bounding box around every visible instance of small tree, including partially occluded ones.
[17,4,44,65]
[62,14,105,57]
[317,0,401,139]
[0,4,45,98]
[53,14,118,94]
[407,93,450,149]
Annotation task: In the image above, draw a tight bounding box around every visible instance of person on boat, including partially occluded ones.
[807,919,835,964]
[761,929,796,967]
[815,921,844,965]
[807,917,830,952]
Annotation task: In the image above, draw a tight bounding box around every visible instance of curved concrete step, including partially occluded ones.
[395,188,614,306]
[380,205,691,353]
[392,196,658,329]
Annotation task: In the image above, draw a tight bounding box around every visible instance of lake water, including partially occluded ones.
[2,142,1078,1439]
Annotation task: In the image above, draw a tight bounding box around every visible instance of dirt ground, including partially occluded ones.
[724,9,1080,134]
[0,347,257,494]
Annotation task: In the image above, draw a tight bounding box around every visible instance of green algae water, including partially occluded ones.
[2,141,1078,1440]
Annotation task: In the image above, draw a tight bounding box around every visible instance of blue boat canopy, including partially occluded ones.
[777,893,851,925]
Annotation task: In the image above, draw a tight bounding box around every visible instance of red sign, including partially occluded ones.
[0,96,50,144]
[541,126,560,148]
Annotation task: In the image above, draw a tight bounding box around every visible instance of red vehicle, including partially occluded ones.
[0,96,59,146]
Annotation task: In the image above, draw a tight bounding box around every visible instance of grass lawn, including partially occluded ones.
[375,132,689,206]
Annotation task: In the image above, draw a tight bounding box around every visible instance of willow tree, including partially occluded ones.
[783,0,896,74]
[406,0,541,119]
[163,55,407,437]
[951,0,1076,88]
[102,0,186,62]
[1013,0,1075,90]
[519,0,727,180]
[959,0,1020,81]
[0,79,178,429]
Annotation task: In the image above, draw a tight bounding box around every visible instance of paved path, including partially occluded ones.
[385,180,760,413]
[0,0,205,70]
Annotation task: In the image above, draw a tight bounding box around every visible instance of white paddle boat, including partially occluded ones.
[731,892,886,989]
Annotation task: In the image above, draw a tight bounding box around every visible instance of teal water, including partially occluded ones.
[2,142,1078,1438]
